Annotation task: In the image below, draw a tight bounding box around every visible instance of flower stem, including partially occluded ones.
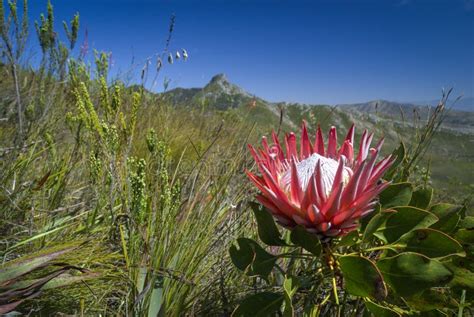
[330,264,339,306]
[363,244,403,253]
[323,244,340,306]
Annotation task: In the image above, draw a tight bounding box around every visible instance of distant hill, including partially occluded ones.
[164,74,474,135]
[164,73,295,128]
[411,96,474,112]
[165,73,253,110]
[162,74,474,198]
[336,99,474,134]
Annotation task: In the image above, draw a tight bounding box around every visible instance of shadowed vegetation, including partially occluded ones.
[0,1,472,316]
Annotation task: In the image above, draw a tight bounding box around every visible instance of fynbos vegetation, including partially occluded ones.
[0,1,472,316]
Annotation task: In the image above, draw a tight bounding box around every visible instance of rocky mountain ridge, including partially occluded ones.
[164,74,474,134]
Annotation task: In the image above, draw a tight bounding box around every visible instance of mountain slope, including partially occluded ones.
[163,74,474,203]
[164,73,297,129]
[165,74,253,109]
[412,96,474,112]
[337,99,474,134]
[165,74,473,135]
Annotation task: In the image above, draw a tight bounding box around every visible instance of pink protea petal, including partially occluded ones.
[261,136,270,155]
[333,201,377,227]
[246,170,268,193]
[349,182,388,212]
[356,131,374,165]
[308,204,325,224]
[247,122,393,238]
[247,177,284,212]
[256,194,284,218]
[258,165,287,196]
[290,159,303,204]
[253,168,298,217]
[316,222,330,232]
[271,131,285,162]
[331,158,345,194]
[248,144,262,163]
[339,140,354,165]
[300,121,313,159]
[327,126,338,158]
[369,155,395,185]
[314,125,325,155]
[325,229,342,237]
[340,223,357,231]
[255,163,279,192]
[341,160,366,207]
[345,124,355,145]
[285,132,297,161]
[356,148,379,196]
[374,137,385,152]
[365,133,374,157]
[301,172,322,211]
[355,130,367,165]
[315,159,328,203]
[332,209,353,226]
[293,214,311,226]
[322,180,344,219]
[274,214,294,227]
[360,203,379,217]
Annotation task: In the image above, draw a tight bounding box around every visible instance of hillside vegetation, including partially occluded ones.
[165,74,474,207]
[1,1,473,316]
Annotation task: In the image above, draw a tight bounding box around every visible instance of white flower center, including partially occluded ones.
[280,153,351,196]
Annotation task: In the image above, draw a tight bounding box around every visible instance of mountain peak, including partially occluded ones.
[209,73,229,85]
[204,73,250,98]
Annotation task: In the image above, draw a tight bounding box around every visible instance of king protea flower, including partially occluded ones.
[247,122,394,238]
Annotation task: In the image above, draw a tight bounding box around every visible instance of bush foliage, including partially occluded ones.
[0,1,472,316]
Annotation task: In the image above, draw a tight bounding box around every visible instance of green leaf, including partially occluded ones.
[374,206,438,244]
[0,265,89,315]
[10,271,100,290]
[7,224,70,251]
[339,255,387,300]
[148,284,164,317]
[452,254,474,271]
[418,310,450,317]
[409,187,433,209]
[379,182,412,209]
[384,142,406,180]
[232,292,284,317]
[454,229,474,255]
[362,210,395,242]
[445,260,474,291]
[377,252,453,296]
[0,292,39,315]
[250,202,286,246]
[0,245,77,283]
[290,226,322,256]
[429,203,463,219]
[397,228,465,258]
[364,300,402,317]
[359,202,381,232]
[229,238,277,280]
[429,203,463,233]
[283,276,299,317]
[338,230,360,247]
[455,229,474,245]
[405,289,459,311]
[459,216,474,229]
[229,238,253,271]
[42,271,97,289]
[431,213,460,234]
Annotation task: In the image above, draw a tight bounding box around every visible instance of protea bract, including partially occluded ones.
[247,122,394,238]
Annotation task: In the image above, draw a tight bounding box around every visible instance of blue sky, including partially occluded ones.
[27,0,473,104]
